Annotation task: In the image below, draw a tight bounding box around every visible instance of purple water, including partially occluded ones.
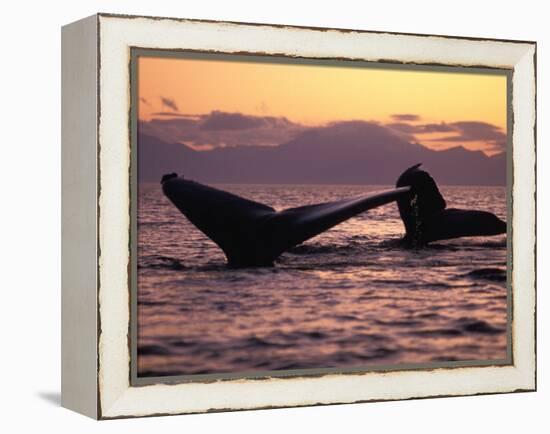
[137,183,508,377]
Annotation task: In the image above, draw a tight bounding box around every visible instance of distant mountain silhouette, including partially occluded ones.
[138,121,506,185]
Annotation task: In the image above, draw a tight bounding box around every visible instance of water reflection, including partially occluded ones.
[137,183,507,376]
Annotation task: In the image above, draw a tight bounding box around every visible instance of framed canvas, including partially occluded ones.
[61,13,536,419]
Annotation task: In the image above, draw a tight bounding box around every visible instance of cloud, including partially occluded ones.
[386,122,419,135]
[485,140,507,153]
[388,122,455,134]
[140,109,506,154]
[387,120,506,152]
[444,121,506,142]
[201,111,267,130]
[391,113,421,121]
[139,110,307,150]
[151,112,201,119]
[160,96,179,112]
[429,121,507,152]
[420,122,456,133]
[386,121,456,143]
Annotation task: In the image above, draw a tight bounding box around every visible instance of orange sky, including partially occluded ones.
[137,54,508,155]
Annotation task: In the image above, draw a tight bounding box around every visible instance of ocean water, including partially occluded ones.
[137,183,508,377]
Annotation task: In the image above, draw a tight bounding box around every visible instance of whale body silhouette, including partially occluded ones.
[161,173,411,267]
[395,164,507,246]
[161,164,506,267]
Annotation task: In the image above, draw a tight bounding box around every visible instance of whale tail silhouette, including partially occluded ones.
[162,174,411,267]
[395,163,506,246]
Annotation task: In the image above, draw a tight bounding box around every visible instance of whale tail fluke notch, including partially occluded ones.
[162,174,410,267]
[395,164,506,245]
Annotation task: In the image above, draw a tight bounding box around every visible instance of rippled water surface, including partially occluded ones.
[137,183,508,377]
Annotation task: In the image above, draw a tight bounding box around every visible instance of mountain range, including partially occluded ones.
[138,121,506,185]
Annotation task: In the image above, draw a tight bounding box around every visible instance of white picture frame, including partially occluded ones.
[61,13,536,419]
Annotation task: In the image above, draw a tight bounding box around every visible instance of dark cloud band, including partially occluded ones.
[140,109,506,153]
[160,96,179,112]
[139,110,306,149]
[391,113,421,121]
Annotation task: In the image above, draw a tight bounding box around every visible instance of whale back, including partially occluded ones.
[395,164,446,244]
[395,164,506,244]
[423,209,507,242]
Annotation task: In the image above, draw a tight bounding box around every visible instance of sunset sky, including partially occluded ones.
[138,54,508,155]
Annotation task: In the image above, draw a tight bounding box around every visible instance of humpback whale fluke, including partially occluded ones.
[395,164,507,246]
[162,174,411,267]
